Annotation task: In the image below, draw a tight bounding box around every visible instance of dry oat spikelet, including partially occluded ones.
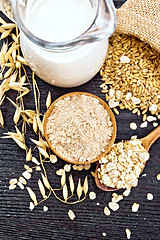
[33,115,38,134]
[83,176,88,196]
[46,91,51,109]
[77,179,82,200]
[0,109,4,127]
[63,184,68,202]
[26,148,32,161]
[38,179,46,198]
[41,173,51,190]
[69,174,74,195]
[32,156,40,165]
[12,137,27,150]
[61,171,66,188]
[38,147,49,159]
[26,187,38,205]
[13,106,21,124]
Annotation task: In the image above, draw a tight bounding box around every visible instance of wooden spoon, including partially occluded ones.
[95,125,160,191]
[43,92,117,165]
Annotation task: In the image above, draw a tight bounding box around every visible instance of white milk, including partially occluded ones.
[20,0,108,87]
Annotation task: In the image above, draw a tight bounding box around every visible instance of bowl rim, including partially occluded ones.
[43,91,117,164]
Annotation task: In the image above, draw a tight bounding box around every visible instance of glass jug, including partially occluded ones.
[0,0,116,87]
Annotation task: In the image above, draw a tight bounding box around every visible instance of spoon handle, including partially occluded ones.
[141,125,160,151]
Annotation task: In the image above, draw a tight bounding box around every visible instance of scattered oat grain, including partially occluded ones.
[132,203,139,212]
[147,116,157,122]
[64,164,71,172]
[9,184,16,190]
[9,178,17,185]
[140,121,147,128]
[130,122,137,130]
[108,202,119,211]
[156,174,160,180]
[153,122,158,127]
[89,191,96,200]
[125,229,131,239]
[43,206,48,212]
[68,210,76,220]
[29,202,35,211]
[147,193,153,200]
[104,206,111,216]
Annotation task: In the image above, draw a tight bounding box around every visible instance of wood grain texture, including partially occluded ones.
[0,1,160,240]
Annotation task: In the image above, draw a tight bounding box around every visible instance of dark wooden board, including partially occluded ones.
[0,1,160,240]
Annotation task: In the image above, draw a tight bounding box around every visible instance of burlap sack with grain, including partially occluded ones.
[116,0,160,52]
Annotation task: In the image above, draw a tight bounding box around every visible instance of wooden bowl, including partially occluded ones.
[43,92,117,164]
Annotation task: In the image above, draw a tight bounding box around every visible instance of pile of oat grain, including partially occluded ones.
[100,34,160,119]
[46,94,113,163]
[97,138,149,189]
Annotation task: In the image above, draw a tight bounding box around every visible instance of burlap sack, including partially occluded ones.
[116,0,160,52]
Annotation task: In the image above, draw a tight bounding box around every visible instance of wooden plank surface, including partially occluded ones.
[0,1,160,239]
